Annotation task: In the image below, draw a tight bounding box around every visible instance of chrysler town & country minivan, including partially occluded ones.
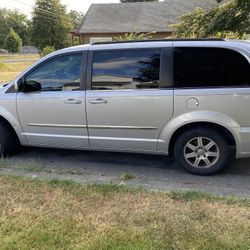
[0,39,250,175]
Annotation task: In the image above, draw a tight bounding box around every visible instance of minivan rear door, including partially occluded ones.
[86,45,173,152]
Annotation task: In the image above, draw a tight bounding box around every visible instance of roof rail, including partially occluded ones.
[92,38,225,45]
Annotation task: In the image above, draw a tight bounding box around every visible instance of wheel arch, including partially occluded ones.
[0,115,22,145]
[167,122,236,157]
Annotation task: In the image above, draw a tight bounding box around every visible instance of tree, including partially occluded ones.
[32,0,73,50]
[114,31,156,41]
[170,0,250,39]
[0,8,31,48]
[120,0,158,2]
[69,10,84,31]
[3,28,22,53]
[139,53,160,82]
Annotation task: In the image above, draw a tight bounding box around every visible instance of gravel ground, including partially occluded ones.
[1,146,250,198]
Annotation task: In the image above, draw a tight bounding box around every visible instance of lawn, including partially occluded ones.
[0,62,35,84]
[0,174,249,250]
[0,54,39,84]
[0,53,39,61]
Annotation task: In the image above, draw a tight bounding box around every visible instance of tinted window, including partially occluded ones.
[92,50,160,90]
[26,54,82,91]
[174,47,250,87]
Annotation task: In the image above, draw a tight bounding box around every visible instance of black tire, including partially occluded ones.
[174,127,230,175]
[0,122,19,157]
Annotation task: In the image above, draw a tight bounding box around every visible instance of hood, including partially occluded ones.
[0,81,13,93]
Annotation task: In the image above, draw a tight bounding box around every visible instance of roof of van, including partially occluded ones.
[49,39,250,56]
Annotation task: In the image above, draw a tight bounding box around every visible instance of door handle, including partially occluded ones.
[89,98,108,104]
[64,98,82,104]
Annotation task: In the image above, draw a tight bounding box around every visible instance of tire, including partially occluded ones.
[0,122,19,157]
[174,127,230,175]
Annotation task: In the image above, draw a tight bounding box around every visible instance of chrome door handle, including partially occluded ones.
[89,98,108,104]
[64,98,82,104]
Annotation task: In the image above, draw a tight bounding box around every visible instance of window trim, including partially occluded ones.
[87,48,172,91]
[19,51,87,92]
[161,47,173,88]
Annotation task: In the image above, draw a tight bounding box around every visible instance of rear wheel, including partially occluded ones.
[174,128,230,175]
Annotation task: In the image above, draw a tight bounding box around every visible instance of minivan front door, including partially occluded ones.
[86,48,173,152]
[17,52,89,149]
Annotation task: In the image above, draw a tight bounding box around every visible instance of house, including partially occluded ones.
[72,0,219,44]
[20,46,39,54]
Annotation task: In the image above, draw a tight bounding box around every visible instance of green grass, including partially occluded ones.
[0,160,86,175]
[170,190,250,206]
[0,53,39,61]
[0,61,34,84]
[0,62,9,72]
[0,156,9,168]
[17,162,44,172]
[0,55,38,84]
[120,172,135,180]
[47,168,86,175]
[0,175,249,250]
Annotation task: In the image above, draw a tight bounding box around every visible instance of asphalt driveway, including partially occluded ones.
[2,147,250,198]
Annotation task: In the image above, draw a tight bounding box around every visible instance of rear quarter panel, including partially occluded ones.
[157,88,250,157]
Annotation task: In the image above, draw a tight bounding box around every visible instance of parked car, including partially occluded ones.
[0,49,8,54]
[0,39,250,175]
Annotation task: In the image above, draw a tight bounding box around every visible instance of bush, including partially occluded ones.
[114,31,156,41]
[3,29,22,53]
[40,46,55,57]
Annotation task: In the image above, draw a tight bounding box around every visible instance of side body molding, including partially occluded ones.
[157,111,241,155]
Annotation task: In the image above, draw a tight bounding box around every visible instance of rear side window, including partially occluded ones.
[91,49,161,90]
[174,47,250,88]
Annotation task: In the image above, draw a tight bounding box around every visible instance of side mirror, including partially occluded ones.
[14,77,24,92]
[23,80,42,92]
[14,77,26,92]
[15,77,42,93]
[14,80,19,92]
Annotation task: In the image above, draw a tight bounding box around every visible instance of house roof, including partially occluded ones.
[78,0,219,34]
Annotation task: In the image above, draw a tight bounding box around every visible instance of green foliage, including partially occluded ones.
[40,46,55,57]
[69,10,84,31]
[170,8,206,38]
[213,31,248,39]
[3,29,22,53]
[171,0,250,39]
[120,173,135,180]
[0,8,31,48]
[114,31,156,41]
[32,0,73,50]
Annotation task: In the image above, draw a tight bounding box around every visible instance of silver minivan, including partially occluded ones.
[1,39,250,175]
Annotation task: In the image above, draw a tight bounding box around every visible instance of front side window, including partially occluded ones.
[174,47,250,88]
[25,53,82,91]
[92,49,161,90]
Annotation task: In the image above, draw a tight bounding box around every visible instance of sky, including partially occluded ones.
[0,0,120,16]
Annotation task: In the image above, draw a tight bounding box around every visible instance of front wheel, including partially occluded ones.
[0,123,19,156]
[174,128,230,175]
